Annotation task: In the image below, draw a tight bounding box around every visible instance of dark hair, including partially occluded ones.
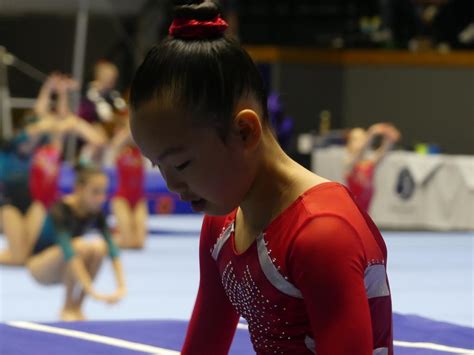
[74,164,105,186]
[130,0,268,139]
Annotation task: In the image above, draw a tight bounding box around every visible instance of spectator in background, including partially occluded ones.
[390,0,474,49]
[433,0,474,48]
[358,0,383,36]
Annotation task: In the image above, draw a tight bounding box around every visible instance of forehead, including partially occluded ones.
[130,100,200,159]
[86,174,108,186]
[97,64,117,74]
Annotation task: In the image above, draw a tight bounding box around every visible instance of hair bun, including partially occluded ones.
[173,0,220,21]
[170,0,228,40]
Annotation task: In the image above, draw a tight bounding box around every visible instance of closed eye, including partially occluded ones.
[175,160,191,171]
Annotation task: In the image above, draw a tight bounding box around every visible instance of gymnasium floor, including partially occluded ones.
[1,215,473,354]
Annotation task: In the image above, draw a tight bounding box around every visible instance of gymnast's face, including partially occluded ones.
[95,63,118,91]
[131,100,262,216]
[77,174,109,213]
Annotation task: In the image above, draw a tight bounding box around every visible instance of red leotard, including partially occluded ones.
[346,161,376,212]
[30,144,61,208]
[115,145,145,208]
[182,182,392,355]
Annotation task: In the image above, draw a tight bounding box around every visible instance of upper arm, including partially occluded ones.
[50,205,76,261]
[288,216,373,355]
[97,214,120,259]
[103,231,120,259]
[56,231,75,261]
[0,155,4,182]
[346,133,375,174]
[372,140,394,166]
[68,115,107,146]
[182,216,239,355]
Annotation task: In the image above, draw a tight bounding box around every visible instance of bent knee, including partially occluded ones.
[26,258,63,285]
[90,239,108,258]
[71,238,91,258]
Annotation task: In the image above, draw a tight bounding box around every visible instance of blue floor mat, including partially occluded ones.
[1,314,472,355]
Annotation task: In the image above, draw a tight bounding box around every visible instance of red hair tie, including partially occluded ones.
[169,15,228,39]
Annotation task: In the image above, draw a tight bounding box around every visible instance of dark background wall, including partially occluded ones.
[1,14,136,98]
[276,63,474,155]
[342,66,474,154]
[277,64,345,136]
[1,14,473,155]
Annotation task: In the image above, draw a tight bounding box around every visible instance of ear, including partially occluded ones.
[232,109,262,150]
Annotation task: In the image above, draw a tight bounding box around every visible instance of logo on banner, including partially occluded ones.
[155,194,176,214]
[396,167,415,200]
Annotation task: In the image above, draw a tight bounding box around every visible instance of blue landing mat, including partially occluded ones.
[1,313,472,354]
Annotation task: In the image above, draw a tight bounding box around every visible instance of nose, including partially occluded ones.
[161,168,187,195]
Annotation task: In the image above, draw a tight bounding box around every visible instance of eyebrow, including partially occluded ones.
[157,146,187,161]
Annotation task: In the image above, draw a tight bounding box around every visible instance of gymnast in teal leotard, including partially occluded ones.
[32,199,119,261]
[25,165,127,321]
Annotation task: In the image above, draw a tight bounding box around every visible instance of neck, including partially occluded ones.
[238,132,301,231]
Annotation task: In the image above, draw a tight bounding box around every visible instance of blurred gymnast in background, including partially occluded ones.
[345,123,401,212]
[108,116,148,250]
[26,165,126,321]
[0,73,106,266]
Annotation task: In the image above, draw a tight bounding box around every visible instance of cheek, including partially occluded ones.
[181,131,253,205]
[199,153,252,204]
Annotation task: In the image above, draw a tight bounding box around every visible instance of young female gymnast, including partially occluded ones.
[0,117,60,265]
[130,1,393,353]
[109,121,148,249]
[345,123,401,212]
[0,74,106,265]
[26,165,126,321]
[31,73,106,209]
